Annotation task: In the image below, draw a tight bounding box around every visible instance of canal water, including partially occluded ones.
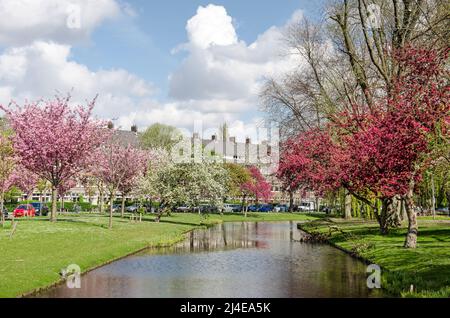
[36,222,382,298]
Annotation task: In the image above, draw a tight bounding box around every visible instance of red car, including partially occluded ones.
[13,204,36,218]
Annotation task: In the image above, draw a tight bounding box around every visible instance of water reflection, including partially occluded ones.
[35,222,382,298]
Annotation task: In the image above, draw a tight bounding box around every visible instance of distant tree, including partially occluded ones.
[0,135,16,225]
[139,123,182,151]
[138,150,230,220]
[117,150,149,218]
[223,163,252,203]
[277,145,306,212]
[135,148,169,209]
[241,166,272,216]
[93,139,149,229]
[0,95,108,222]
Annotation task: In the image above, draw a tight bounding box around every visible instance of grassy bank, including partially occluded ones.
[299,217,450,297]
[0,212,318,298]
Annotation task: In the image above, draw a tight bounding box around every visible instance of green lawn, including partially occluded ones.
[299,217,450,297]
[0,212,318,298]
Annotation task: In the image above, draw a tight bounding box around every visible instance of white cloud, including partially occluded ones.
[169,5,304,119]
[186,4,238,49]
[0,41,154,121]
[0,0,120,46]
[115,100,238,133]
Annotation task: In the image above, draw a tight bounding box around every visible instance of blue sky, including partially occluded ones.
[72,0,325,99]
[0,0,326,140]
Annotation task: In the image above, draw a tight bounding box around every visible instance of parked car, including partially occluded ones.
[297,202,315,212]
[143,203,155,213]
[248,204,274,212]
[175,206,191,213]
[223,204,242,213]
[199,204,219,214]
[320,206,333,214]
[232,204,243,212]
[259,204,274,212]
[274,204,289,212]
[436,207,449,215]
[126,205,139,213]
[13,204,36,218]
[105,204,120,213]
[223,204,234,213]
[30,202,49,216]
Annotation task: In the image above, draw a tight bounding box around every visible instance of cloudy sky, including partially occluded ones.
[0,0,325,141]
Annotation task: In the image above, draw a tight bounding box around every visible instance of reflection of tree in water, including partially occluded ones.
[151,223,262,254]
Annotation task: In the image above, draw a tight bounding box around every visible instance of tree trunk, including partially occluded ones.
[289,191,294,213]
[316,197,320,213]
[99,190,104,214]
[0,190,5,227]
[447,189,450,217]
[121,196,125,218]
[109,193,114,229]
[241,195,247,215]
[60,197,64,213]
[404,186,418,248]
[431,174,436,220]
[389,196,402,228]
[378,198,392,235]
[50,186,58,222]
[344,190,352,219]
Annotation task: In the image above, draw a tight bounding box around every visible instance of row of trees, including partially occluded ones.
[0,99,273,229]
[136,150,272,220]
[263,0,449,249]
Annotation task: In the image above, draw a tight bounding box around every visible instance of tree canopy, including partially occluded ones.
[139,123,182,151]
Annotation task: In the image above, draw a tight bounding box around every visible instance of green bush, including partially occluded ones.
[48,201,96,212]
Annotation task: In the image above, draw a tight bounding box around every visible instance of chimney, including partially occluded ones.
[246,137,251,144]
[229,137,236,143]
[107,121,114,129]
[131,125,138,133]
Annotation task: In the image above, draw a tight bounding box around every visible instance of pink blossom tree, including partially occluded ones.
[93,139,149,229]
[241,166,272,216]
[1,95,108,222]
[117,149,149,218]
[13,166,39,201]
[279,46,449,247]
[0,134,16,225]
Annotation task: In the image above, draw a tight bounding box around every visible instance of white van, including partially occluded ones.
[297,202,315,212]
